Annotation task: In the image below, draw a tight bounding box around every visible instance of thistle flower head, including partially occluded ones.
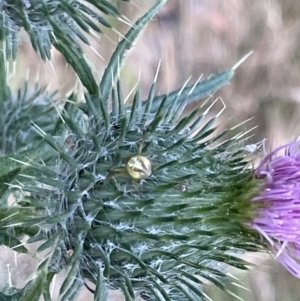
[251,141,300,277]
[0,1,271,299]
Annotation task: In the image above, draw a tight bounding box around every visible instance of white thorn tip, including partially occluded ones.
[9,157,30,166]
[178,76,192,96]
[90,46,105,62]
[124,82,139,104]
[216,97,226,117]
[154,60,161,83]
[187,74,203,96]
[232,50,254,70]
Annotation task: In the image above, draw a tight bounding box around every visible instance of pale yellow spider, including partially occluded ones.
[108,136,152,181]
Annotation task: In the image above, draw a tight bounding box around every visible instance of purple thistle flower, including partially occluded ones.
[250,141,300,278]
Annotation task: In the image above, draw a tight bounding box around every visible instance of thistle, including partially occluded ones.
[1,1,298,301]
[249,141,300,278]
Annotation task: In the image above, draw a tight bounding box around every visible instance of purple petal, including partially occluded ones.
[251,141,300,278]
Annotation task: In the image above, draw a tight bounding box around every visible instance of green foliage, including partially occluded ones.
[0,83,57,155]
[0,1,263,301]
[1,0,118,61]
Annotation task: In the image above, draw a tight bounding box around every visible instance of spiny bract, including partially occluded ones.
[0,1,264,300]
[8,78,262,301]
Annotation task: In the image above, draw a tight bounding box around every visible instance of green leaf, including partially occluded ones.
[0,143,55,199]
[100,0,168,104]
[146,96,168,134]
[36,232,63,253]
[117,79,125,117]
[60,278,82,301]
[30,126,78,168]
[68,239,84,267]
[0,82,59,154]
[0,40,10,104]
[43,273,55,301]
[142,79,157,122]
[0,290,24,301]
[0,292,14,301]
[120,281,135,301]
[94,267,107,301]
[0,230,28,253]
[0,166,21,198]
[48,16,98,95]
[78,3,112,28]
[128,87,141,127]
[87,0,119,16]
[149,69,234,112]
[2,0,121,61]
[59,263,80,295]
[20,270,47,301]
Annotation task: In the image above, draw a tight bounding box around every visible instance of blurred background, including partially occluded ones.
[4,0,300,300]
